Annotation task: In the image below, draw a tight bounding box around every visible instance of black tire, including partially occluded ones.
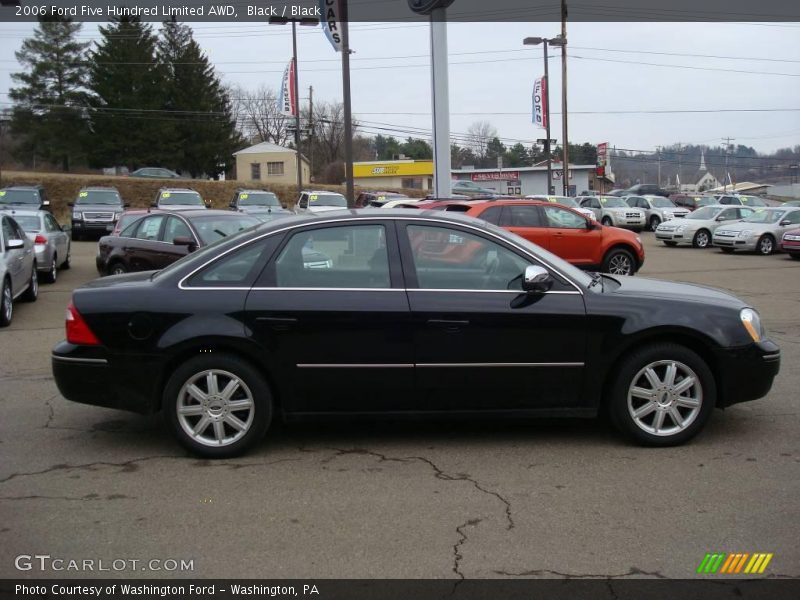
[756,234,775,256]
[108,261,128,276]
[21,263,38,302]
[601,216,613,227]
[43,255,57,284]
[649,216,661,231]
[602,247,636,276]
[608,343,716,447]
[663,241,678,247]
[62,246,71,270]
[692,229,711,249]
[790,253,800,261]
[720,247,735,254]
[163,353,272,458]
[0,278,12,327]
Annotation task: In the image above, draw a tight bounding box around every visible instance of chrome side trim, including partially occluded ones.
[297,363,414,369]
[51,355,108,365]
[407,289,581,295]
[416,362,585,368]
[177,216,586,294]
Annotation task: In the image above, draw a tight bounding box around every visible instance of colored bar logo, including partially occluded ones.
[697,553,773,574]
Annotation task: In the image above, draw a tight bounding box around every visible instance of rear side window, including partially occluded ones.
[503,205,543,227]
[479,206,503,225]
[186,238,277,288]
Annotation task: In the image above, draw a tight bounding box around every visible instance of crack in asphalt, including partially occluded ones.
[493,566,668,579]
[452,518,482,581]
[0,494,137,502]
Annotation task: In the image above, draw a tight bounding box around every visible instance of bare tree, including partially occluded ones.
[228,84,291,147]
[466,120,497,160]
[302,100,358,180]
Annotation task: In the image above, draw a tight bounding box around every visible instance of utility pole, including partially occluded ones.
[722,136,735,193]
[656,146,662,187]
[560,0,569,195]
[308,85,314,183]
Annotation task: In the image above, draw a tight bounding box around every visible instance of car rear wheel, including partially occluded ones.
[692,229,711,249]
[109,262,128,276]
[0,278,12,327]
[756,234,775,256]
[44,255,57,284]
[602,248,636,276]
[608,343,715,446]
[601,216,613,227]
[163,354,272,458]
[649,216,661,231]
[21,264,38,302]
[790,253,800,261]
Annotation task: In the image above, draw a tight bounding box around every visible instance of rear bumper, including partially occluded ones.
[714,339,780,408]
[51,342,164,414]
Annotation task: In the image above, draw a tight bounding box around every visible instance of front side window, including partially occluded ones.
[163,216,194,244]
[543,205,587,229]
[135,215,165,240]
[274,225,389,288]
[406,225,529,291]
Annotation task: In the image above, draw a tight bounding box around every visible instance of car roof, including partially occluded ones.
[159,188,198,192]
[301,190,345,195]
[0,208,44,217]
[237,188,275,193]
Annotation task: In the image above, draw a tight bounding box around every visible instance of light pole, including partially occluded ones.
[524,36,563,195]
[269,16,318,196]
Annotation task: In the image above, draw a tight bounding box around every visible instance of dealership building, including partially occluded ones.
[452,164,600,196]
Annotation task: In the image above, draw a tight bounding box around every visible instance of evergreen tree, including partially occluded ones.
[9,13,90,171]
[157,19,241,177]
[88,15,164,170]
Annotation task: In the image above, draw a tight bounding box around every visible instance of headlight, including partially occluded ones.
[740,308,764,343]
[675,225,686,233]
[72,211,82,220]
[738,230,753,238]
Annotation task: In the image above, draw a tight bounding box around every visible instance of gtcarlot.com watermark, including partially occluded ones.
[14,554,194,573]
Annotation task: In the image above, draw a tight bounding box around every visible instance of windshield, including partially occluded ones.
[0,189,39,205]
[694,196,716,207]
[309,193,347,207]
[13,215,42,231]
[160,191,203,205]
[599,197,628,208]
[548,196,578,208]
[190,215,259,245]
[742,209,784,224]
[75,190,122,205]
[739,196,766,207]
[481,220,593,288]
[688,206,722,220]
[239,191,280,207]
[649,197,676,208]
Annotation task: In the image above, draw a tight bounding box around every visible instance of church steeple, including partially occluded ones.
[699,150,707,171]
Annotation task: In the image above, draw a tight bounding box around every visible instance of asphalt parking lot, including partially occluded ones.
[1,235,798,580]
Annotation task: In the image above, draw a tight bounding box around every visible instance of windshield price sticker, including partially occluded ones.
[240,193,249,199]
[162,193,171,198]
[79,192,88,197]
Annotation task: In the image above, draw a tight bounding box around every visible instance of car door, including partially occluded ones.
[2,217,25,292]
[245,220,415,414]
[158,215,195,268]
[583,197,602,220]
[543,205,601,266]
[498,204,551,250]
[6,218,33,292]
[399,220,587,412]
[126,214,167,271]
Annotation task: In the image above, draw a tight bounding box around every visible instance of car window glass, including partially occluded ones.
[479,206,503,225]
[784,210,800,225]
[275,225,389,289]
[187,239,273,288]
[46,214,60,232]
[134,215,165,241]
[10,220,26,240]
[543,205,587,229]
[406,225,530,291]
[737,208,754,219]
[163,216,193,244]
[506,205,542,227]
[2,218,16,243]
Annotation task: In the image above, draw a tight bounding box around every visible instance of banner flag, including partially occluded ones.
[278,59,297,116]
[532,76,547,129]
[319,0,342,52]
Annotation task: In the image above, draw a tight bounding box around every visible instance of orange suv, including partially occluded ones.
[465,200,645,275]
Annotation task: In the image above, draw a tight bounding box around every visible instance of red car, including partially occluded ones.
[464,200,645,276]
[780,228,800,260]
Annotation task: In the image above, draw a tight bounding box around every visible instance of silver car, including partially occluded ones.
[295,190,349,214]
[9,209,71,283]
[655,205,754,248]
[0,213,38,327]
[625,195,690,231]
[712,207,800,255]
[579,195,646,231]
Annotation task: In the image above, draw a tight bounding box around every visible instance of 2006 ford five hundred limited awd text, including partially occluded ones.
[51,211,780,458]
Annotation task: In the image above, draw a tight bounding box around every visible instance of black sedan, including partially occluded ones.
[54,211,780,458]
[95,210,259,275]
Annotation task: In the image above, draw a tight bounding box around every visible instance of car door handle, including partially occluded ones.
[427,319,469,332]
[256,316,298,331]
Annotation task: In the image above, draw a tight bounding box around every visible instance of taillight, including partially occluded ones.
[65,302,100,346]
[34,234,47,245]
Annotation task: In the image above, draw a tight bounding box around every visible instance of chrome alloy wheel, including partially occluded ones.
[2,283,11,323]
[758,236,774,255]
[695,230,709,248]
[608,253,633,275]
[627,360,703,436]
[176,369,255,447]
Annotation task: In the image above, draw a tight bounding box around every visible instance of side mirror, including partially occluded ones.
[61,224,72,232]
[522,265,553,294]
[173,236,198,252]
[715,215,726,221]
[6,238,25,251]
[780,219,792,226]
[67,202,75,207]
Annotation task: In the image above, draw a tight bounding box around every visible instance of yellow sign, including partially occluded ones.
[79,192,88,197]
[353,161,433,178]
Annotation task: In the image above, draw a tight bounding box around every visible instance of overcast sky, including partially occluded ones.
[1,20,798,155]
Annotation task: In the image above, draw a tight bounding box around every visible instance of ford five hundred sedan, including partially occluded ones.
[52,211,781,458]
[712,207,800,255]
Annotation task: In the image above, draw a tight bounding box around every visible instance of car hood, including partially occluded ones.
[661,207,689,215]
[610,275,746,309]
[308,205,348,213]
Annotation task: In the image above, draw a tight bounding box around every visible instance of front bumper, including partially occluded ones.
[72,220,116,235]
[52,342,164,414]
[713,235,757,250]
[655,229,693,244]
[714,339,780,408]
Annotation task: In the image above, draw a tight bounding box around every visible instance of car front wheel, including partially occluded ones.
[0,278,12,327]
[608,343,715,446]
[692,229,711,248]
[601,216,613,227]
[163,354,272,458]
[603,248,636,276]
[44,256,57,284]
[649,216,661,231]
[21,264,38,302]
[756,234,775,256]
